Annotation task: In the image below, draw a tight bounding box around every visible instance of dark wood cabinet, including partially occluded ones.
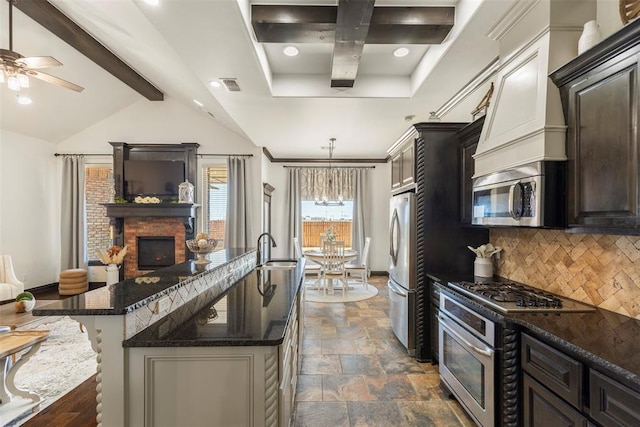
[521,333,583,408]
[457,117,485,224]
[590,369,640,426]
[521,332,640,427]
[391,152,402,190]
[523,373,590,427]
[550,22,640,231]
[400,142,415,187]
[389,135,416,192]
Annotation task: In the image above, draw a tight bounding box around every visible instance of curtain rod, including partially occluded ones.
[283,165,375,169]
[198,153,253,158]
[54,153,112,157]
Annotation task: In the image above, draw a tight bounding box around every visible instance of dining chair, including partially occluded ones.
[293,237,322,290]
[345,237,371,291]
[320,240,348,297]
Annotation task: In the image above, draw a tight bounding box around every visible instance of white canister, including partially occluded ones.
[474,257,493,278]
[578,20,602,55]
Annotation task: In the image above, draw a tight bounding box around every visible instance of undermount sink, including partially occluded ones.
[256,260,298,269]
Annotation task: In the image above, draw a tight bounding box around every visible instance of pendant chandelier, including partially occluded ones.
[315,138,344,207]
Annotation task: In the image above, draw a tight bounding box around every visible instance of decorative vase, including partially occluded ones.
[578,20,602,55]
[106,263,120,286]
[474,257,493,278]
[15,298,36,313]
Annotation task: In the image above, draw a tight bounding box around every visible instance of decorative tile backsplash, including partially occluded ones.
[491,229,640,319]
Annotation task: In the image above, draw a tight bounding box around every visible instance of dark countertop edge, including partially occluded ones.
[433,281,640,392]
[32,249,255,317]
[123,259,306,348]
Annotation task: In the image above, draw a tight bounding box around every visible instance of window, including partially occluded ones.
[85,165,113,261]
[301,200,353,249]
[203,166,228,249]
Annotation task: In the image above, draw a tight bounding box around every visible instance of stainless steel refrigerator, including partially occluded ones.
[388,192,416,355]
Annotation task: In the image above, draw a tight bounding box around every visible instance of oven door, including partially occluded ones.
[439,312,495,427]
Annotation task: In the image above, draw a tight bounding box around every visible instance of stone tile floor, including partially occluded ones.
[294,275,476,427]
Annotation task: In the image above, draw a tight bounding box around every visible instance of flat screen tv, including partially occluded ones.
[124,160,185,201]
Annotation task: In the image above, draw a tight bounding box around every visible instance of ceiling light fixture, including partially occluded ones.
[209,80,221,88]
[144,0,160,5]
[0,0,83,93]
[193,99,203,107]
[283,46,299,57]
[393,47,410,58]
[315,138,344,207]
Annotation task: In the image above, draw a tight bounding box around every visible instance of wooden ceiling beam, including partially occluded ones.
[13,0,164,101]
[251,5,454,45]
[331,0,375,88]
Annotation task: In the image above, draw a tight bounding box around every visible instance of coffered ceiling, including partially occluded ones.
[0,0,513,159]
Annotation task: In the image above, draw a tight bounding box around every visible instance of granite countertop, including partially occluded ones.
[32,248,253,316]
[429,273,640,393]
[124,261,305,347]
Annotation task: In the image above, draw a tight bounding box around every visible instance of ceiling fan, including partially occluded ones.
[0,0,83,92]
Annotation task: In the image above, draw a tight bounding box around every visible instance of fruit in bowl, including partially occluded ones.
[186,238,219,264]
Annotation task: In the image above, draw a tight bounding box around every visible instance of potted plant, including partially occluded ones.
[15,291,36,313]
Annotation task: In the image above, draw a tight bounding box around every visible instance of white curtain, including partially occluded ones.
[351,168,371,263]
[61,155,87,269]
[286,168,302,258]
[224,157,249,248]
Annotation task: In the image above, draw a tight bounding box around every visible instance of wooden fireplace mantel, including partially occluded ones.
[103,203,200,219]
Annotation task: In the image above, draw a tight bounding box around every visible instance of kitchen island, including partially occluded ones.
[32,249,306,427]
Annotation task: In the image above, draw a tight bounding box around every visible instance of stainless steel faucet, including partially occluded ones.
[256,232,277,266]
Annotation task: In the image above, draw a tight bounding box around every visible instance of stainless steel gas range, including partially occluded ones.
[447,280,596,313]
[438,280,594,427]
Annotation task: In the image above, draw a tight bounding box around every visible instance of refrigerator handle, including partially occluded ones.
[390,208,399,266]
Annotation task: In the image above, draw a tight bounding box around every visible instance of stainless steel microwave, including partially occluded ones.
[471,161,565,227]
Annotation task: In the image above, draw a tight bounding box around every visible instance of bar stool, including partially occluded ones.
[58,269,88,295]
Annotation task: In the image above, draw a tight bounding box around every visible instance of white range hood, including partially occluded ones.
[473,0,597,178]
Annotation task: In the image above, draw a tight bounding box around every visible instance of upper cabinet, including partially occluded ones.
[550,22,640,231]
[389,128,418,193]
[457,117,485,225]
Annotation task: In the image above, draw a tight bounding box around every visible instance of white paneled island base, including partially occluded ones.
[33,249,305,427]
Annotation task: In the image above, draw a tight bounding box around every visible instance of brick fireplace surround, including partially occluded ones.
[123,217,187,278]
[104,203,199,280]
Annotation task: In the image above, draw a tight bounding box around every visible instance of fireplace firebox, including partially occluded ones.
[137,236,176,270]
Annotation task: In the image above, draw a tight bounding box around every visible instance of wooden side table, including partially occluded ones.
[0,330,50,406]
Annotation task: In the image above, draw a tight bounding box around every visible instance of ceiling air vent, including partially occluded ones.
[221,78,241,92]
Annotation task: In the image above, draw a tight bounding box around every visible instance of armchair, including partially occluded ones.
[0,255,25,301]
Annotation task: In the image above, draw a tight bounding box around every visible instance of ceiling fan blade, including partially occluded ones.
[27,70,84,92]
[16,56,62,69]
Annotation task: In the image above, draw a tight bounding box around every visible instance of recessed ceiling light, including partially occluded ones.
[17,95,32,105]
[393,47,410,58]
[144,0,160,5]
[283,46,299,57]
[209,80,221,88]
[193,99,203,107]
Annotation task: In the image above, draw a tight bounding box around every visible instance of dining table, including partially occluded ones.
[303,248,358,295]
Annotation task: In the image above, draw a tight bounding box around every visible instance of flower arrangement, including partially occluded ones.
[325,226,337,241]
[98,245,128,265]
[134,195,161,204]
[468,243,502,259]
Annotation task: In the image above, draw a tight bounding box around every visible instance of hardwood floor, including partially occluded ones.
[20,376,98,427]
[2,284,102,427]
